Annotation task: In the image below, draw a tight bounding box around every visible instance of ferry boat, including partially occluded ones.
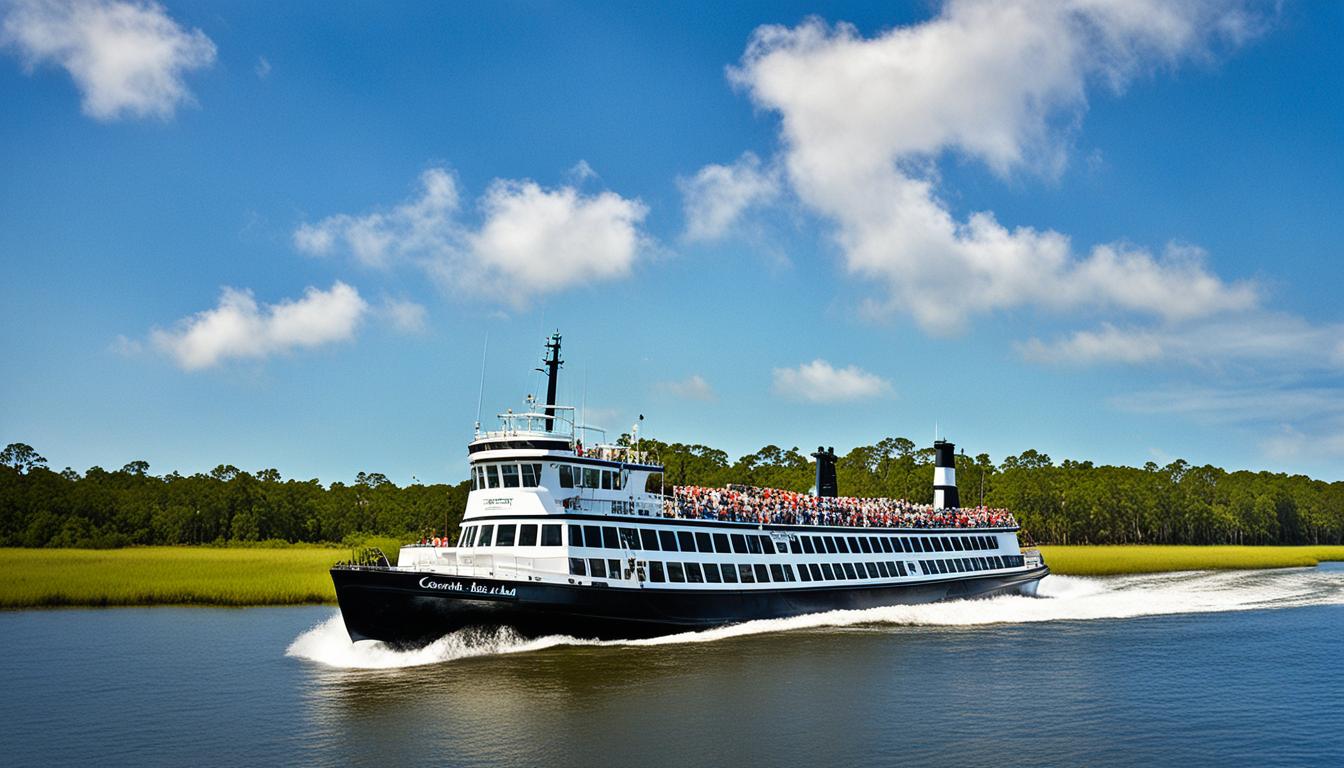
[332,333,1049,645]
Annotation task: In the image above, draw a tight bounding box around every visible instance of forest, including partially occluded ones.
[2,438,1342,548]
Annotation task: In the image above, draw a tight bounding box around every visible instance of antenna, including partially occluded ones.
[474,332,489,433]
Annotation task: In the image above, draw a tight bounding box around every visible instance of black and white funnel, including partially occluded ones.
[933,440,959,510]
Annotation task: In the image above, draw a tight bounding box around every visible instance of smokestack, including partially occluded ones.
[933,440,959,509]
[812,446,838,498]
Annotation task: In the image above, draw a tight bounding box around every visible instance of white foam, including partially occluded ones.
[287,567,1344,668]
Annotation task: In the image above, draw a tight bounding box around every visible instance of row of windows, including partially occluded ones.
[557,465,626,490]
[567,524,999,556]
[567,554,1023,583]
[470,463,544,490]
[458,522,563,548]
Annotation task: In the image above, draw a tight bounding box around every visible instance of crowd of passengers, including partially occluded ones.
[665,485,1017,529]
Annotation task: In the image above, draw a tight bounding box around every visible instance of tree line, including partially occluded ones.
[3,439,1342,548]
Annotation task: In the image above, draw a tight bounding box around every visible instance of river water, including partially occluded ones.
[3,566,1342,767]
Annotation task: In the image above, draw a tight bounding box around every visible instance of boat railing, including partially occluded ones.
[560,495,1018,530]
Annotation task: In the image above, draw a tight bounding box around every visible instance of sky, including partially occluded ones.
[1,0,1342,484]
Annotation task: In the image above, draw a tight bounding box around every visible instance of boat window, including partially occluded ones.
[567,524,583,547]
[951,537,964,551]
[496,524,517,546]
[800,536,816,554]
[583,468,599,488]
[876,561,890,577]
[720,562,739,583]
[712,532,730,553]
[518,524,538,546]
[738,564,756,583]
[848,536,861,552]
[769,564,785,582]
[797,564,813,582]
[612,471,624,490]
[753,563,769,582]
[823,536,838,554]
[730,534,748,554]
[834,537,849,554]
[485,464,500,488]
[521,463,541,487]
[619,527,639,548]
[677,531,696,552]
[695,531,712,552]
[939,560,951,574]
[469,467,478,490]
[915,538,929,552]
[978,557,989,570]
[891,561,904,576]
[807,563,822,580]
[684,562,704,583]
[610,558,622,577]
[640,529,660,550]
[938,538,952,552]
[703,563,722,583]
[879,538,893,553]
[477,524,495,547]
[542,524,562,547]
[757,535,774,554]
[601,470,613,490]
[649,561,666,582]
[775,540,789,554]
[559,465,574,488]
[820,563,836,580]
[602,527,619,548]
[583,525,602,548]
[569,558,586,576]
[667,562,686,583]
[499,464,519,488]
[589,558,607,578]
[842,562,858,580]
[859,537,873,554]
[747,536,764,555]
[455,527,470,546]
[658,530,679,551]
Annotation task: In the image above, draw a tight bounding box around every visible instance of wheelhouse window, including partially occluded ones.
[583,525,602,547]
[568,524,583,547]
[500,464,520,488]
[542,524,562,547]
[518,524,538,546]
[559,465,574,488]
[496,524,517,546]
[485,465,501,488]
[521,463,541,487]
[477,524,495,547]
[583,468,599,488]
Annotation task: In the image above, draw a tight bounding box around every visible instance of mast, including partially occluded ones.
[538,332,563,432]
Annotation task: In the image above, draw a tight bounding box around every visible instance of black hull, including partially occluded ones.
[331,565,1050,646]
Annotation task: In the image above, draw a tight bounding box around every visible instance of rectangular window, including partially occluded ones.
[588,558,607,578]
[649,561,666,582]
[842,562,858,580]
[583,525,602,548]
[738,564,756,583]
[684,562,704,583]
[602,527,619,549]
[880,538,893,553]
[833,537,848,554]
[847,536,861,552]
[823,536,838,554]
[500,464,520,488]
[820,563,836,580]
[601,470,614,490]
[775,540,789,554]
[559,465,574,488]
[918,538,932,553]
[609,558,621,577]
[695,531,712,552]
[619,527,639,549]
[809,563,823,580]
[496,524,517,546]
[456,527,469,546]
[668,562,686,583]
[797,563,813,581]
[876,561,890,578]
[583,468,599,488]
[747,536,763,555]
[567,524,583,548]
[612,471,624,490]
[721,562,739,583]
[951,537,964,551]
[542,524,562,547]
[759,536,776,554]
[677,530,696,552]
[658,530,679,552]
[859,537,874,554]
[477,524,494,547]
[712,532,730,553]
[801,536,816,554]
[703,563,722,583]
[569,557,586,576]
[753,563,770,582]
[485,464,500,488]
[640,529,660,551]
[938,560,950,574]
[518,524,538,546]
[769,563,786,582]
[521,463,541,487]
[929,537,942,552]
[730,534,748,554]
[895,561,907,577]
[470,467,478,490]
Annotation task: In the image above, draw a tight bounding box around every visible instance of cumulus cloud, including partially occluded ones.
[295,166,649,305]
[151,282,367,370]
[679,151,782,241]
[379,298,428,334]
[728,1,1262,333]
[1,0,216,120]
[772,360,892,403]
[657,374,715,402]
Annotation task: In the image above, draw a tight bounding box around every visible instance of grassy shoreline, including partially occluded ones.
[1,544,1341,609]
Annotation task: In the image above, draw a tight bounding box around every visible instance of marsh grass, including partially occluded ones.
[1037,545,1344,576]
[2,544,1342,609]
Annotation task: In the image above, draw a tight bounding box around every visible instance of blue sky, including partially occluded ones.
[2,0,1342,484]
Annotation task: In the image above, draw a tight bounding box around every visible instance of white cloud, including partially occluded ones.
[254,54,269,79]
[568,159,598,183]
[379,298,427,334]
[658,374,715,402]
[296,166,649,305]
[2,0,216,121]
[679,151,781,241]
[151,282,367,370]
[728,1,1262,333]
[772,359,892,403]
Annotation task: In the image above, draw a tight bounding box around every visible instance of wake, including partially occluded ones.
[286,566,1344,669]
